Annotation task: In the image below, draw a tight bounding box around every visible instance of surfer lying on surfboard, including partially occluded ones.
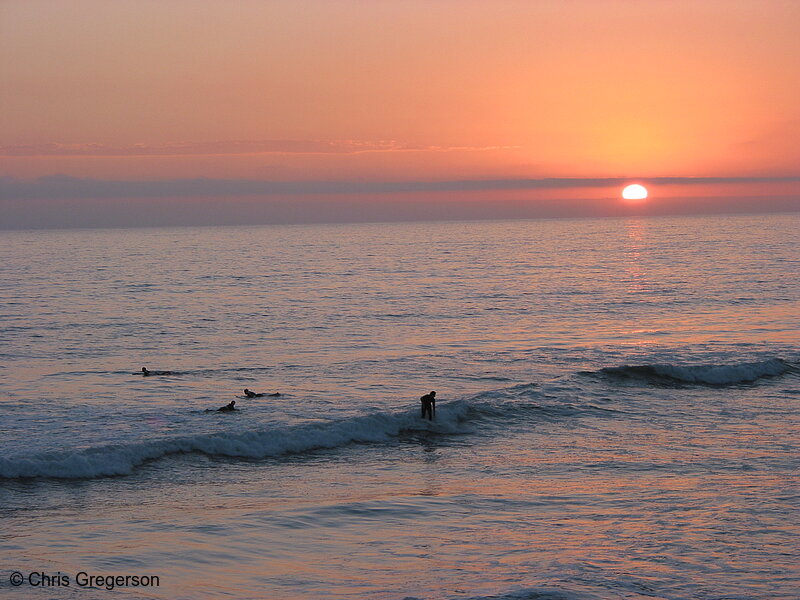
[244,389,281,398]
[141,367,173,376]
[206,400,237,412]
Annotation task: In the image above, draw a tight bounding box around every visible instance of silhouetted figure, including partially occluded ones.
[142,367,172,376]
[244,389,280,398]
[205,400,237,413]
[420,391,436,420]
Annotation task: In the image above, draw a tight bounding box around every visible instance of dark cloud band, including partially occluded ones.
[2,175,799,200]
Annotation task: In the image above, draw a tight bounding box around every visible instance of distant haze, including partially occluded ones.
[2,176,798,230]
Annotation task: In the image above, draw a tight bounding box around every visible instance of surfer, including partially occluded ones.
[142,367,173,376]
[420,391,436,420]
[244,389,281,398]
[207,400,236,412]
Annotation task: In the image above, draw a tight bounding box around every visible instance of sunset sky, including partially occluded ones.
[2,0,800,228]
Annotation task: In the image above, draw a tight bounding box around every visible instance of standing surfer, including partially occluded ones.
[420,391,436,420]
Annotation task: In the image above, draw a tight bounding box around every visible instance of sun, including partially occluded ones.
[622,183,648,201]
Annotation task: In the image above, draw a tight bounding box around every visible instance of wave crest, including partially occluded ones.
[592,357,792,386]
[0,403,472,480]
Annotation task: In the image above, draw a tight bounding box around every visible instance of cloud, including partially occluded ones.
[0,140,517,157]
[2,175,800,200]
[2,175,799,230]
[2,191,799,232]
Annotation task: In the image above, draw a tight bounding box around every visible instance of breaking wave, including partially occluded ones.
[14,356,789,481]
[0,384,617,481]
[591,357,792,386]
[0,402,473,480]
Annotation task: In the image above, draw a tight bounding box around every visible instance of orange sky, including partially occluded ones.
[2,0,800,225]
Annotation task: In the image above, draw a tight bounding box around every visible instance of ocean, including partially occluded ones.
[1,213,798,600]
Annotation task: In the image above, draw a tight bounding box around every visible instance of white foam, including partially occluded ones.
[0,402,471,480]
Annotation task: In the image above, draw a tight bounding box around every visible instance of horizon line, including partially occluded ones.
[3,174,800,200]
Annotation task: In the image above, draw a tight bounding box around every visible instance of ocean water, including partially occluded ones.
[1,213,798,600]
